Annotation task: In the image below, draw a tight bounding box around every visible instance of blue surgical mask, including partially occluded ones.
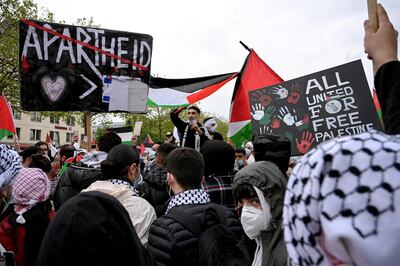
[133,167,143,192]
[236,159,244,168]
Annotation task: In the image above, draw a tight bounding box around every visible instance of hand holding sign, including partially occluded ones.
[296,131,315,154]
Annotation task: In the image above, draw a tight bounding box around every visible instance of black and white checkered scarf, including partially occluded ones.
[108,179,137,194]
[0,144,22,189]
[284,131,400,266]
[166,188,210,214]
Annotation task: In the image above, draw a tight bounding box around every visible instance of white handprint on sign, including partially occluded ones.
[251,103,264,121]
[259,126,273,135]
[270,85,289,99]
[278,106,297,126]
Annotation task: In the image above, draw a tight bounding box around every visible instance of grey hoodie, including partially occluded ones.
[233,161,288,266]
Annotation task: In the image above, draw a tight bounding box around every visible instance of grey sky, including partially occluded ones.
[34,0,400,119]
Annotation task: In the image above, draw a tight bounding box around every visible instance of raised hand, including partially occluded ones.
[278,106,297,126]
[271,118,281,129]
[251,103,264,121]
[296,131,315,154]
[260,105,276,125]
[270,85,289,99]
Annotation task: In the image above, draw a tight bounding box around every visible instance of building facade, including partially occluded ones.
[1,110,84,148]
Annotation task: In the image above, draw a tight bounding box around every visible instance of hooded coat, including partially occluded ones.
[233,161,288,266]
[36,191,155,266]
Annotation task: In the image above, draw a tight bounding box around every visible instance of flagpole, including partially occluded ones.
[239,41,252,52]
[367,0,378,74]
[367,0,378,32]
[84,112,92,151]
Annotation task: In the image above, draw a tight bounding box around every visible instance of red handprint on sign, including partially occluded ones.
[302,114,310,124]
[259,94,272,107]
[296,131,315,154]
[271,118,281,129]
[287,90,301,104]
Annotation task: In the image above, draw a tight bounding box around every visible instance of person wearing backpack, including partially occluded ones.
[147,147,248,266]
[233,161,288,266]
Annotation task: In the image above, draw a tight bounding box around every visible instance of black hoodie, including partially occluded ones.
[36,191,155,266]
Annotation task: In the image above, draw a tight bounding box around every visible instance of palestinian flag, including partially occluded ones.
[140,134,154,155]
[148,72,238,107]
[0,95,16,140]
[228,50,283,147]
[372,89,383,126]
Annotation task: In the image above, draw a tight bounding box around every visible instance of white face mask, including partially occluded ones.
[240,205,270,239]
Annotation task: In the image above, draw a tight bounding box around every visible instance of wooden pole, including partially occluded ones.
[85,112,92,151]
[367,0,378,73]
[367,0,378,32]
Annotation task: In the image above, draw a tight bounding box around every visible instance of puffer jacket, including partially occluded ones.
[147,203,243,266]
[233,161,288,266]
[137,165,170,217]
[53,164,104,210]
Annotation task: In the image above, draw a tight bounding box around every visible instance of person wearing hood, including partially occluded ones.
[284,131,400,265]
[244,142,256,164]
[233,161,288,266]
[0,167,55,266]
[36,191,156,266]
[203,117,223,140]
[82,144,156,246]
[200,140,236,211]
[252,133,291,179]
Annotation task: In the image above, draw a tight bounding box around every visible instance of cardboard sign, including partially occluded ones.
[19,19,152,113]
[133,121,143,136]
[248,60,382,155]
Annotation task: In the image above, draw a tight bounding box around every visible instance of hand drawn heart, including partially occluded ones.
[40,75,67,103]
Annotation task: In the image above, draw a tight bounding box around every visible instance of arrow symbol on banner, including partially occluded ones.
[79,74,97,99]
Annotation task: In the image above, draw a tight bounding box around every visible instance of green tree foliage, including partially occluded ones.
[0,0,100,126]
[0,0,53,107]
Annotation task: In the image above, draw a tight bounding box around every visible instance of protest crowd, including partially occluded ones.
[0,3,400,266]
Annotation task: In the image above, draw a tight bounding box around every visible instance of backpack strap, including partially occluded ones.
[204,204,228,225]
[164,204,229,237]
[164,209,202,237]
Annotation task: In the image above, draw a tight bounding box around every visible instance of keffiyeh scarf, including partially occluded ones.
[284,131,400,266]
[0,144,22,189]
[12,168,50,224]
[166,188,210,214]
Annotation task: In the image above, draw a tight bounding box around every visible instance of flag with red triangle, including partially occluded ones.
[0,95,16,140]
[140,134,154,155]
[228,50,283,146]
[46,133,53,145]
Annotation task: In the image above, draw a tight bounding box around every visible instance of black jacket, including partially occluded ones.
[170,108,209,149]
[137,165,170,217]
[53,164,104,210]
[36,191,155,266]
[147,203,243,266]
[374,61,400,134]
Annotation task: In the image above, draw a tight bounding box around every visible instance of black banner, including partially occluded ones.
[248,60,383,155]
[19,19,152,112]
